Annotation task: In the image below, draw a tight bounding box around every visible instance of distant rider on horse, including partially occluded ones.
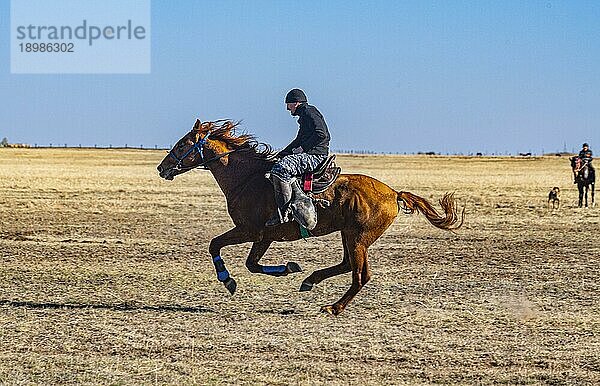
[573,142,594,183]
[266,89,331,227]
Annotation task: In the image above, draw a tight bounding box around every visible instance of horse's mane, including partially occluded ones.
[201,120,277,161]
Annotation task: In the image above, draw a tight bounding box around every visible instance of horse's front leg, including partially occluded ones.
[209,227,254,295]
[245,240,302,277]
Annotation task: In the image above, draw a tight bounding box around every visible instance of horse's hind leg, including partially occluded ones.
[321,233,371,316]
[299,232,351,292]
[245,240,302,276]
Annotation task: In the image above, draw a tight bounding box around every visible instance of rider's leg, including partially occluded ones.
[266,153,327,227]
[266,155,303,226]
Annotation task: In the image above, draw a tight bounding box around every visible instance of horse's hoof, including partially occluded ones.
[286,261,302,273]
[223,277,237,295]
[320,305,340,316]
[299,281,313,292]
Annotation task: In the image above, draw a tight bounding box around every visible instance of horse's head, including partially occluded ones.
[157,118,235,180]
[582,162,589,180]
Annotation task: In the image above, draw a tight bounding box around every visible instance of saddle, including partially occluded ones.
[302,154,341,194]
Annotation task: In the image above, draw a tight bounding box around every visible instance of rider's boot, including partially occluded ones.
[265,175,293,227]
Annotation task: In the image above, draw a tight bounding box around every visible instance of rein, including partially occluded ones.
[168,130,237,172]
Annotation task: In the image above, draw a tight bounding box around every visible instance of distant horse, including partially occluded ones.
[157,119,464,315]
[571,157,595,208]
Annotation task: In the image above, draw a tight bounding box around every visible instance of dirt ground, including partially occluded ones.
[0,148,598,385]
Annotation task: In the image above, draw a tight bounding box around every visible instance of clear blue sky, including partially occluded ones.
[1,0,599,154]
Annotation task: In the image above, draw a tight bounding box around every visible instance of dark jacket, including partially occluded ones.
[278,103,330,157]
[579,149,593,159]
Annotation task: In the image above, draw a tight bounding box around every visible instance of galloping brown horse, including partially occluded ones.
[157,119,464,315]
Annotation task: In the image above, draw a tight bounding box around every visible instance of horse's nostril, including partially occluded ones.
[157,165,163,173]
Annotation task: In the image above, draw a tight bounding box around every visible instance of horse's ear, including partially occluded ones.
[193,119,201,130]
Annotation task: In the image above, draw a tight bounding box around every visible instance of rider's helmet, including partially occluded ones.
[285,89,307,104]
[583,143,589,148]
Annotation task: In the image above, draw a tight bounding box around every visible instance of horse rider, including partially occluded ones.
[266,89,331,227]
[579,143,593,160]
[574,142,594,183]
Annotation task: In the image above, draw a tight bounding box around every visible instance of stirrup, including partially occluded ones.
[265,208,291,227]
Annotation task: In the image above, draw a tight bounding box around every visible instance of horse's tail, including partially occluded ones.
[397,191,465,231]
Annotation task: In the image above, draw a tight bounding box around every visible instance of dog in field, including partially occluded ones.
[548,187,560,209]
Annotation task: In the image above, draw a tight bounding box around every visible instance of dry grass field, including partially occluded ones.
[0,148,598,385]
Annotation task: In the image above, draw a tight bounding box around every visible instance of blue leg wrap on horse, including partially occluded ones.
[212,255,230,282]
[262,265,287,274]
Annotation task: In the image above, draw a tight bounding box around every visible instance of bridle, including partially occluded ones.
[168,130,236,172]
